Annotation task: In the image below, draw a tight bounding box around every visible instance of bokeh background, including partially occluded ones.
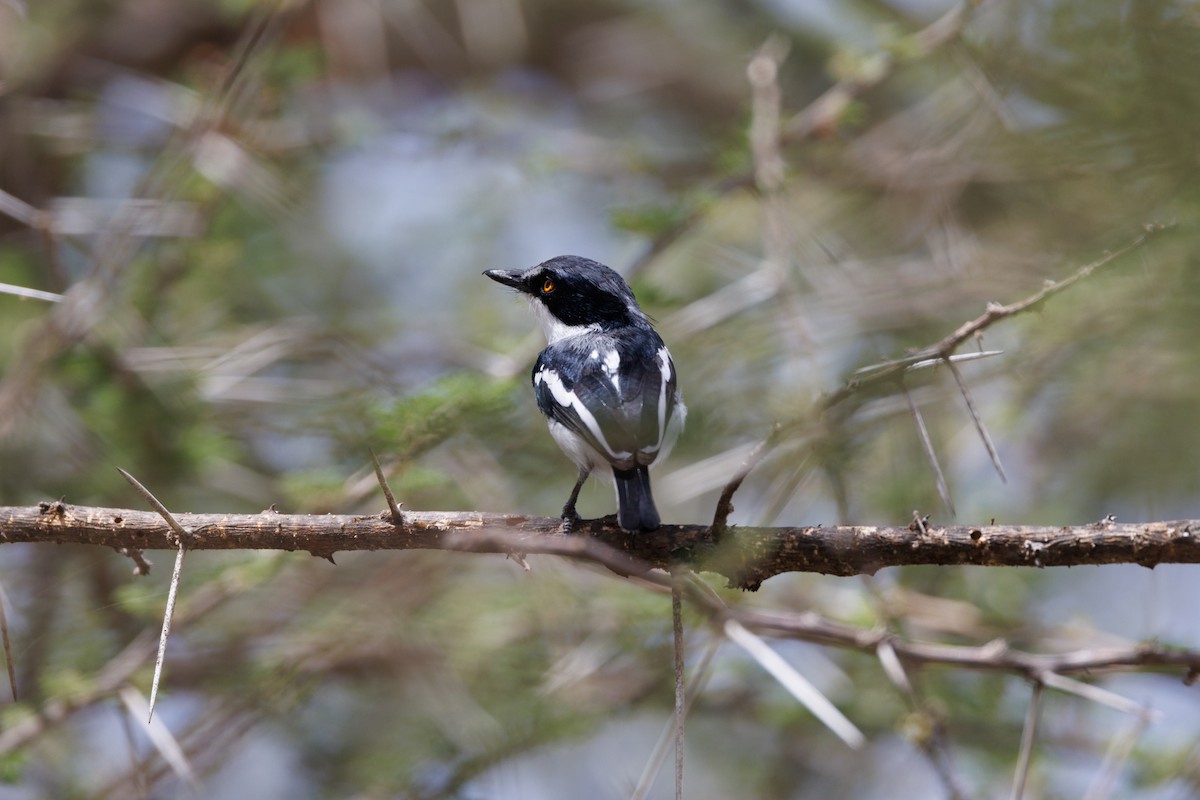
[1,0,1200,797]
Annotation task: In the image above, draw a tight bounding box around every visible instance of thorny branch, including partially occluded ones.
[2,505,1190,798]
[4,502,1200,589]
[818,223,1171,412]
[625,0,988,280]
[0,3,291,436]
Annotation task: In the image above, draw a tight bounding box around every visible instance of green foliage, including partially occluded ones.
[371,374,517,462]
[0,749,26,785]
[52,347,238,501]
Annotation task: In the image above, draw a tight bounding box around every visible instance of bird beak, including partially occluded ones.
[483,269,525,291]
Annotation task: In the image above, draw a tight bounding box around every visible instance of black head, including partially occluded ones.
[484,255,641,329]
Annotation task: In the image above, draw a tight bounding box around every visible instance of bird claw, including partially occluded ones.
[560,510,582,535]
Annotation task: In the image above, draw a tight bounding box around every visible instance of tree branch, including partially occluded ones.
[4,503,1198,590]
[819,222,1171,412]
[624,0,991,281]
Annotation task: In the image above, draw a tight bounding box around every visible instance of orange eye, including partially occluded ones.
[541,278,555,293]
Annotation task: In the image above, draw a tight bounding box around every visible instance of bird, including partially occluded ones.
[484,255,685,532]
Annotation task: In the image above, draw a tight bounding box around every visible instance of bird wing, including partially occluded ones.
[533,330,676,469]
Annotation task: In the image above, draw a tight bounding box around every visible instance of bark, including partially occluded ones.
[3,502,1197,589]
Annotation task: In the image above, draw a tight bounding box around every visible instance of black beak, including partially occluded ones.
[483,269,525,291]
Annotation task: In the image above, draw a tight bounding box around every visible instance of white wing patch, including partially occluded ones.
[539,367,632,462]
[646,346,673,454]
[600,348,621,394]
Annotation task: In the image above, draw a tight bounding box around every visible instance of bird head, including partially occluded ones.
[484,255,644,342]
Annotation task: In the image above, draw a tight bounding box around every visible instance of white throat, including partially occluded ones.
[532,299,600,344]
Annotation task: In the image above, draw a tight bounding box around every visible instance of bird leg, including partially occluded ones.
[560,468,589,534]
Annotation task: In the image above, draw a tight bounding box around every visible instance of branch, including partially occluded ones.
[0,5,288,436]
[4,503,1199,589]
[784,0,983,140]
[819,223,1171,412]
[625,0,988,280]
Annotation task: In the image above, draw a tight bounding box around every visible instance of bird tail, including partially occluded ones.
[613,465,660,531]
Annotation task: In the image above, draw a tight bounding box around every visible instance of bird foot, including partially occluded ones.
[560,510,583,535]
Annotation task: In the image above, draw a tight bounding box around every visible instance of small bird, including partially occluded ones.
[485,255,685,532]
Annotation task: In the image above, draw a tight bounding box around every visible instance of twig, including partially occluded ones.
[1010,681,1043,800]
[624,0,990,281]
[926,224,1171,361]
[1038,671,1155,719]
[0,188,38,226]
[116,468,189,722]
[785,0,983,140]
[0,2,289,437]
[854,348,1004,376]
[821,225,1170,413]
[748,35,788,193]
[0,282,63,303]
[744,607,1200,677]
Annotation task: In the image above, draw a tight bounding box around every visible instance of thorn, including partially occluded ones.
[148,541,186,722]
[115,468,189,722]
[308,549,338,564]
[711,436,772,538]
[900,382,955,516]
[945,358,1007,483]
[0,582,17,701]
[723,618,866,749]
[116,468,189,545]
[671,582,686,796]
[368,448,405,526]
[115,547,153,576]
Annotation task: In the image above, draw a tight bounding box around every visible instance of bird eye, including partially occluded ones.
[541,278,555,293]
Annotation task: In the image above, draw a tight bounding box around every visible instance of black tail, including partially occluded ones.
[613,465,660,531]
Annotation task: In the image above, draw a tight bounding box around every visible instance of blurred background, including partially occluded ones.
[1,0,1199,797]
